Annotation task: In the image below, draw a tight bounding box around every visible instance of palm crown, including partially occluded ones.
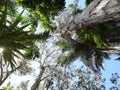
[0,4,49,69]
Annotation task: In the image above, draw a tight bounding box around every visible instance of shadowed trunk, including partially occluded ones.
[31,65,45,90]
[0,54,3,86]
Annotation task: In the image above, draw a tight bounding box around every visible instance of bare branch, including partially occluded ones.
[41,61,60,81]
[1,65,21,85]
[42,48,60,66]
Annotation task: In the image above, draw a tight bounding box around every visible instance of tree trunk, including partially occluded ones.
[31,66,45,90]
[60,0,120,54]
[66,0,120,31]
[0,54,3,86]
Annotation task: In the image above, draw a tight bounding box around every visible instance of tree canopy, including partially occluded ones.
[0,0,120,89]
[17,0,65,29]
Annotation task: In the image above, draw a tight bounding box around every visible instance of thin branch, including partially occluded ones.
[1,65,21,85]
[42,49,60,66]
[39,43,47,66]
[41,61,60,81]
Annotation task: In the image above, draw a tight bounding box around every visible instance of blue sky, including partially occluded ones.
[65,0,85,8]
[102,54,120,89]
[0,0,120,89]
[66,0,120,89]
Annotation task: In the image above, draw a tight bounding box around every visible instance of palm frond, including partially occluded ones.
[0,5,7,29]
[0,6,49,69]
[8,10,24,30]
[3,48,16,69]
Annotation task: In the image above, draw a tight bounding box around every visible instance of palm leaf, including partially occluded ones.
[10,42,27,49]
[9,43,26,56]
[3,48,16,67]
[15,24,30,32]
[0,5,50,69]
[93,34,108,49]
[0,5,7,29]
[24,44,40,59]
[8,10,24,30]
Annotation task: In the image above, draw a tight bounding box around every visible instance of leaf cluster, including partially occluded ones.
[0,4,49,69]
[55,22,120,72]
[17,0,65,29]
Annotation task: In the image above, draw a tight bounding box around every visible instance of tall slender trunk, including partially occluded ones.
[31,66,45,90]
[0,54,3,86]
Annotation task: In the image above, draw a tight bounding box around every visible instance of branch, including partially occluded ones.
[43,48,60,65]
[31,65,45,90]
[1,65,21,85]
[41,61,60,81]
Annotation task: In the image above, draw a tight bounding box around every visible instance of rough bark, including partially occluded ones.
[68,0,120,31]
[60,0,120,54]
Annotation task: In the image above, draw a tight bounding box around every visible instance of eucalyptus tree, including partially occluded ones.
[52,0,120,73]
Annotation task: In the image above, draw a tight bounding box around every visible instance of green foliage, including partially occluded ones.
[2,82,13,90]
[56,22,119,72]
[93,34,108,49]
[55,39,81,66]
[76,22,120,49]
[3,81,29,90]
[60,57,66,66]
[0,1,120,89]
[25,44,40,60]
[55,40,71,50]
[76,22,119,71]
[0,0,17,15]
[94,49,109,70]
[85,0,93,6]
[0,4,49,69]
[17,81,29,90]
[17,0,65,29]
[76,28,92,41]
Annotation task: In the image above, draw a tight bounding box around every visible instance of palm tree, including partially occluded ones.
[56,21,120,73]
[0,3,49,69]
[0,1,50,86]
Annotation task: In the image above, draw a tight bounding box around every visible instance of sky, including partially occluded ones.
[65,0,85,8]
[102,54,120,90]
[0,0,120,89]
[66,0,120,89]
